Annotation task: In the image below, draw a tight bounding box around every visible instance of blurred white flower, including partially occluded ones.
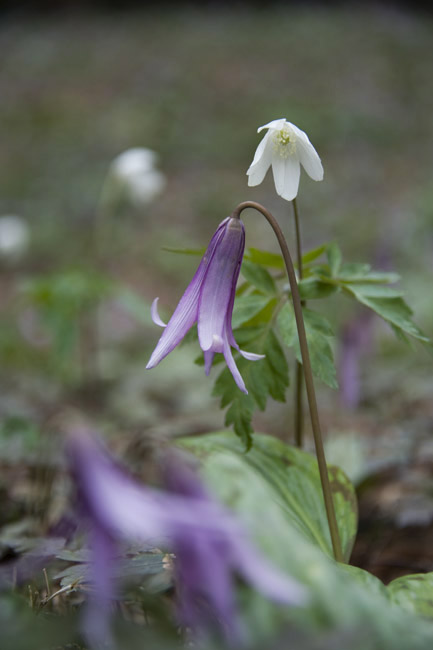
[247,119,323,201]
[0,215,30,261]
[110,147,166,206]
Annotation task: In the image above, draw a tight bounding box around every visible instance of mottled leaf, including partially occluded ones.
[388,573,433,618]
[178,432,357,562]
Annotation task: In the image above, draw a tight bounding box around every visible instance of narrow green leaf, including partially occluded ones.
[161,246,204,256]
[339,284,404,298]
[302,244,327,265]
[241,260,277,295]
[245,247,284,269]
[326,242,343,276]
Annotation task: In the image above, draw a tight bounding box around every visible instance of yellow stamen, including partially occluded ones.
[273,125,297,158]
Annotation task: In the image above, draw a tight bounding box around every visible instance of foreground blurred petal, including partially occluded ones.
[68,430,307,644]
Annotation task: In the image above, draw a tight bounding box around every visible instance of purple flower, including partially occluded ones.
[67,428,306,646]
[146,217,264,393]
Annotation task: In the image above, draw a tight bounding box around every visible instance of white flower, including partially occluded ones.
[247,119,324,201]
[0,215,30,261]
[109,147,166,206]
[111,147,157,176]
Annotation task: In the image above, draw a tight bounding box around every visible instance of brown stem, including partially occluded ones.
[231,200,344,563]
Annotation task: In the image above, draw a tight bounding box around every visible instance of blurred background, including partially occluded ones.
[0,1,432,580]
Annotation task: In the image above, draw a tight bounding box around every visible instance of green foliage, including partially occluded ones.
[387,573,433,617]
[343,286,430,343]
[244,247,285,270]
[178,433,433,649]
[213,327,289,449]
[21,269,112,380]
[277,302,338,389]
[179,432,357,561]
[241,259,277,296]
[231,294,275,329]
[297,243,429,345]
[209,241,429,446]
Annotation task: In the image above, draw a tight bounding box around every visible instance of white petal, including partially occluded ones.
[151,297,167,327]
[271,155,301,201]
[291,124,324,181]
[247,132,273,187]
[257,118,286,134]
[238,349,265,361]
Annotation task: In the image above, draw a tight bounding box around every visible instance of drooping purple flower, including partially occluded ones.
[67,428,306,646]
[146,217,264,393]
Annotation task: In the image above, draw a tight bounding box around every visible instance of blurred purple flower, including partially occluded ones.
[67,428,306,646]
[338,313,373,409]
[146,217,264,393]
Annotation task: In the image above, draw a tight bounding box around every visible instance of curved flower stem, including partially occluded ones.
[292,198,305,449]
[231,201,344,563]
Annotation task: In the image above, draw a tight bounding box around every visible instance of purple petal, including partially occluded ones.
[82,525,117,649]
[198,218,245,353]
[68,429,307,645]
[146,219,229,369]
[204,349,215,375]
[68,428,240,543]
[232,538,308,606]
[223,334,247,394]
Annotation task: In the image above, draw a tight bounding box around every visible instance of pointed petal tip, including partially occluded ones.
[151,297,167,327]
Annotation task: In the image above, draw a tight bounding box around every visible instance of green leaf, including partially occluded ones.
[177,433,433,648]
[302,244,327,265]
[161,246,205,256]
[245,247,284,269]
[326,243,342,277]
[231,294,274,329]
[178,432,357,562]
[340,284,404,298]
[212,326,289,448]
[344,286,430,344]
[298,277,339,300]
[277,303,338,389]
[337,262,372,279]
[387,573,433,618]
[337,263,400,284]
[340,564,389,598]
[241,260,277,295]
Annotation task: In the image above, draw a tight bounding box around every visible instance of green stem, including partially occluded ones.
[292,198,305,448]
[231,201,344,563]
